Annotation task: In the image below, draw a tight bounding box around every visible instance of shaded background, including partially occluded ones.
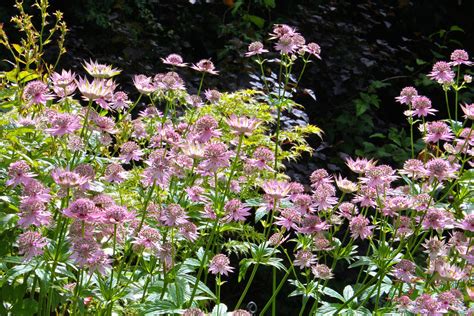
[1,0,473,313]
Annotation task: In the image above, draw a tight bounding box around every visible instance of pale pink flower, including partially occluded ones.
[392,259,416,283]
[349,215,374,240]
[182,308,205,316]
[245,41,268,57]
[6,160,35,187]
[161,53,187,67]
[411,294,444,315]
[63,198,101,223]
[421,208,452,231]
[274,208,300,230]
[179,222,198,241]
[352,186,377,208]
[21,180,51,204]
[155,71,185,91]
[199,142,231,174]
[269,24,297,40]
[383,196,411,217]
[209,253,233,276]
[309,168,332,189]
[249,146,274,171]
[103,205,134,224]
[18,200,51,227]
[86,249,111,275]
[399,159,425,178]
[104,163,128,183]
[312,183,337,211]
[204,89,221,103]
[311,264,333,280]
[293,249,316,269]
[23,80,54,106]
[160,204,188,227]
[458,214,474,232]
[395,86,418,105]
[119,141,144,163]
[425,158,457,182]
[185,94,203,108]
[428,61,455,85]
[226,115,260,136]
[261,180,291,200]
[45,112,81,136]
[111,91,131,111]
[422,121,454,143]
[185,186,205,202]
[422,236,448,259]
[345,157,376,174]
[133,227,161,252]
[193,115,221,143]
[337,202,358,220]
[133,74,157,95]
[77,77,116,103]
[303,42,321,59]
[411,96,437,117]
[268,232,289,246]
[291,194,315,214]
[450,49,472,66]
[461,103,474,120]
[437,290,465,312]
[298,214,330,234]
[335,175,358,193]
[191,59,218,75]
[51,70,77,98]
[51,168,88,188]
[93,116,116,134]
[224,199,251,222]
[274,33,299,54]
[83,59,121,78]
[18,231,48,261]
[395,216,414,238]
[359,165,398,188]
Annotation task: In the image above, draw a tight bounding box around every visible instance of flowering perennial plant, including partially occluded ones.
[0,2,473,315]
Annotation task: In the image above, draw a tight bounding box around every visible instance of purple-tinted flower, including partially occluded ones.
[119,141,144,163]
[274,33,300,54]
[51,168,88,188]
[63,198,101,223]
[428,61,455,85]
[111,91,131,111]
[192,115,221,143]
[179,222,199,241]
[269,24,297,40]
[142,150,171,187]
[104,163,128,183]
[395,86,418,105]
[411,294,444,315]
[311,264,333,280]
[312,183,337,211]
[133,74,157,95]
[400,159,425,179]
[199,142,232,174]
[23,80,54,106]
[133,227,161,252]
[422,121,454,143]
[297,214,330,234]
[392,259,416,283]
[337,202,358,220]
[44,112,81,136]
[18,200,51,228]
[421,208,452,231]
[425,158,457,182]
[51,70,77,98]
[450,49,472,66]
[182,308,205,316]
[349,215,374,240]
[204,89,221,103]
[185,94,203,108]
[293,249,316,269]
[352,186,377,208]
[223,199,251,222]
[461,103,474,120]
[155,71,185,91]
[6,160,35,187]
[209,253,233,276]
[302,42,321,59]
[275,208,300,230]
[83,59,121,78]
[359,165,398,188]
[261,180,291,200]
[70,237,110,275]
[160,204,188,227]
[226,115,260,136]
[410,96,437,117]
[245,41,269,57]
[458,214,474,232]
[422,236,448,259]
[77,77,116,103]
[103,205,134,224]
[191,59,218,75]
[345,157,376,174]
[18,231,48,261]
[161,53,187,67]
[21,180,51,204]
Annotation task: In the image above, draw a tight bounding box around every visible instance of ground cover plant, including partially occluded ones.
[0,1,473,315]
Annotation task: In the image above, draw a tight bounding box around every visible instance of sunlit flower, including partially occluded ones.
[303,42,321,59]
[191,59,218,75]
[422,121,454,143]
[160,204,188,227]
[199,142,232,173]
[77,77,115,103]
[18,231,48,261]
[335,175,358,193]
[111,91,131,111]
[63,198,101,223]
[209,253,233,276]
[226,114,260,136]
[18,200,51,228]
[179,222,199,241]
[349,215,374,240]
[425,158,457,182]
[51,168,88,188]
[45,112,81,136]
[204,89,221,103]
[428,61,455,85]
[182,308,205,316]
[261,180,291,200]
[395,86,418,105]
[51,70,77,98]
[345,157,376,174]
[461,103,474,120]
[392,259,416,283]
[224,199,251,222]
[155,71,185,91]
[83,59,121,78]
[450,49,472,66]
[23,80,54,106]
[293,249,316,269]
[161,53,187,67]
[399,159,425,179]
[6,160,35,187]
[410,96,437,117]
[269,24,297,40]
[193,115,221,143]
[119,141,144,163]
[245,41,268,57]
[133,74,157,95]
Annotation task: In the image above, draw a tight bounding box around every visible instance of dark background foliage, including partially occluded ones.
[1,0,473,312]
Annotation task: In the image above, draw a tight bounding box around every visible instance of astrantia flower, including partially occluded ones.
[83,59,121,78]
[458,214,474,232]
[337,202,358,220]
[51,168,88,188]
[191,59,218,75]
[104,163,128,183]
[155,71,185,91]
[119,141,144,163]
[395,86,418,105]
[422,121,454,143]
[93,115,116,134]
[297,214,330,234]
[421,208,452,231]
[199,142,231,173]
[193,115,221,143]
[226,114,260,136]
[450,49,472,66]
[392,259,416,283]
[410,96,437,117]
[51,70,77,98]
[345,157,376,174]
[269,24,297,40]
[246,146,274,171]
[312,183,337,211]
[161,53,187,67]
[63,198,101,222]
[133,227,161,252]
[460,103,474,120]
[422,236,448,259]
[182,308,205,316]
[274,33,300,54]
[133,74,157,95]
[18,200,51,227]
[335,175,358,193]
[400,159,425,179]
[21,180,51,204]
[275,209,300,230]
[185,94,203,108]
[245,41,268,57]
[293,249,316,269]
[160,204,188,227]
[6,160,35,187]
[302,42,322,59]
[209,253,233,276]
[311,264,333,280]
[359,165,398,188]
[103,205,134,224]
[411,294,443,315]
[204,89,221,103]
[261,180,291,200]
[428,61,455,85]
[23,80,54,106]
[111,91,131,111]
[178,222,199,241]
[349,215,374,240]
[45,112,81,136]
[224,199,251,222]
[18,231,48,261]
[425,158,457,182]
[77,77,115,104]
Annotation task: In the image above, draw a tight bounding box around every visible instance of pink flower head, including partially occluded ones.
[428,61,455,85]
[297,214,330,234]
[199,142,231,173]
[226,114,261,136]
[421,208,452,231]
[161,53,187,67]
[160,203,188,227]
[204,89,221,103]
[209,253,233,276]
[395,86,418,105]
[359,164,398,188]
[182,308,205,316]
[274,33,303,54]
[458,214,474,232]
[193,115,221,143]
[119,141,144,163]
[269,24,297,40]
[93,115,116,134]
[44,112,81,136]
[133,227,162,252]
[400,159,425,179]
[311,264,333,280]
[18,231,48,261]
[133,74,157,95]
[245,41,268,57]
[335,175,358,193]
[337,202,358,220]
[410,96,437,117]
[425,158,457,182]
[411,294,443,315]
[224,199,251,222]
[18,200,51,227]
[246,146,274,171]
[450,49,472,66]
[461,103,474,120]
[155,71,185,91]
[392,259,416,283]
[185,186,205,202]
[111,91,131,111]
[178,222,199,241]
[63,198,101,223]
[185,94,204,108]
[103,205,134,224]
[21,179,51,204]
[293,249,316,269]
[422,121,454,143]
[191,59,218,75]
[261,180,291,200]
[349,215,374,240]
[83,59,121,78]
[274,208,301,230]
[6,160,35,187]
[345,157,376,174]
[312,183,337,211]
[422,236,448,259]
[77,77,116,102]
[51,168,88,188]
[23,80,54,106]
[51,70,77,98]
[104,163,128,183]
[303,42,322,59]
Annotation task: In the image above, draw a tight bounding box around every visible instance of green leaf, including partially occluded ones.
[450,25,464,32]
[243,14,265,28]
[263,0,276,8]
[343,285,354,302]
[322,286,345,302]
